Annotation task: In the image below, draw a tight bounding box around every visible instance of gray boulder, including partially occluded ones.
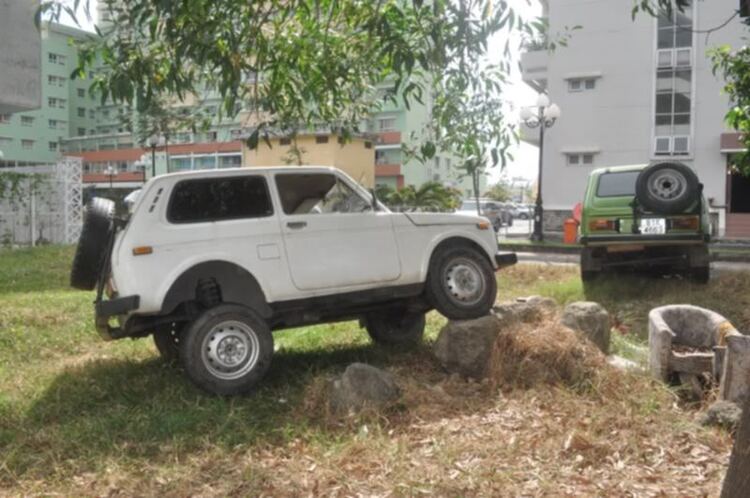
[561,301,611,354]
[329,363,401,414]
[517,295,558,312]
[700,400,742,431]
[433,315,501,379]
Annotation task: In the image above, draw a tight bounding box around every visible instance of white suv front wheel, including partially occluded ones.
[180,304,273,396]
[426,245,497,320]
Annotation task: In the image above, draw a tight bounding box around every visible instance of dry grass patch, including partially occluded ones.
[490,316,605,391]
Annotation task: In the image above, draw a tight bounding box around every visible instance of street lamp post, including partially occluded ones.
[520,93,561,242]
[104,165,116,194]
[147,134,165,179]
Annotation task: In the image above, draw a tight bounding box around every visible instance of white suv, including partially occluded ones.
[71,166,516,395]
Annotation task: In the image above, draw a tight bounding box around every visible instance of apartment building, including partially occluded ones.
[521,0,747,236]
[0,0,40,116]
[0,22,93,166]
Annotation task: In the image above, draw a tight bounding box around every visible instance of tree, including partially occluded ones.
[712,44,750,176]
[41,0,537,170]
[484,180,512,202]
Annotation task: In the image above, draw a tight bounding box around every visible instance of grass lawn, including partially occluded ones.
[0,246,740,495]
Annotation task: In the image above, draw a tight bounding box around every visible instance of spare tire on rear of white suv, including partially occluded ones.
[635,162,700,214]
[70,197,115,290]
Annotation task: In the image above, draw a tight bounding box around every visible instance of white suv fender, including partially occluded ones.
[417,229,499,282]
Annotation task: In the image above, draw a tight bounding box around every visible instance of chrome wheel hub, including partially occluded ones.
[201,320,260,380]
[648,169,686,200]
[444,258,485,305]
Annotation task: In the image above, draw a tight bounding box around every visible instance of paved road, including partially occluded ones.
[497,218,534,238]
[515,251,750,273]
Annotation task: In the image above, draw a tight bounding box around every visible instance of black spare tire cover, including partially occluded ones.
[635,162,700,214]
[70,197,116,290]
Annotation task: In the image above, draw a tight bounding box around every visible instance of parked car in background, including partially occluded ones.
[514,204,533,220]
[458,199,513,230]
[70,166,517,395]
[579,162,710,283]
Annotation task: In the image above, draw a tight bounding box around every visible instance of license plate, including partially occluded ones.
[639,218,666,235]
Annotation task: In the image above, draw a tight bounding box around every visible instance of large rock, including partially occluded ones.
[560,301,611,354]
[329,363,400,414]
[700,400,742,431]
[433,315,501,379]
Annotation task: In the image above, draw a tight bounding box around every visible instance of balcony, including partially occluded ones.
[376,131,401,146]
[520,49,548,93]
[375,163,401,176]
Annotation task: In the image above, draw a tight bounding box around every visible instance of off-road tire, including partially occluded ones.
[196,278,222,308]
[690,266,710,284]
[426,244,497,320]
[153,322,186,364]
[580,247,602,283]
[180,304,273,396]
[70,197,115,290]
[365,309,426,346]
[635,162,700,214]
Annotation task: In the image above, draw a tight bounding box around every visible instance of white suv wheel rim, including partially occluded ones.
[647,169,686,201]
[201,320,260,380]
[444,257,485,305]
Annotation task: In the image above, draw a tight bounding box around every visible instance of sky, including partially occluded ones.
[61,0,543,186]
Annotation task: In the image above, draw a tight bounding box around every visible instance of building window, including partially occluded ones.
[21,116,34,126]
[206,131,217,142]
[49,142,57,151]
[78,128,86,136]
[21,139,34,150]
[364,141,372,149]
[279,137,292,146]
[568,78,596,92]
[377,117,397,132]
[48,53,58,64]
[48,98,66,109]
[0,137,12,146]
[566,153,595,166]
[315,135,329,144]
[89,110,95,119]
[77,88,85,98]
[49,119,57,129]
[658,3,692,50]
[653,3,693,156]
[77,107,86,118]
[0,114,10,124]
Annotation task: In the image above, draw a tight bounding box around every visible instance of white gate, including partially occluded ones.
[0,158,83,247]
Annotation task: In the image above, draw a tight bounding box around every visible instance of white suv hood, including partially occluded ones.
[404,212,485,226]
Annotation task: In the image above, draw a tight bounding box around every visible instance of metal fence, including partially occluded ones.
[0,158,82,247]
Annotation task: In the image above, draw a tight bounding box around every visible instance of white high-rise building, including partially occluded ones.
[521,0,748,237]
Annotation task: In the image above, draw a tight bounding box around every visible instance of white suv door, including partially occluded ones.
[274,172,402,291]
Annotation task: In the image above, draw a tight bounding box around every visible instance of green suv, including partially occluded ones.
[579,162,711,283]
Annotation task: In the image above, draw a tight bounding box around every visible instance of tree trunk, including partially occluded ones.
[721,396,750,497]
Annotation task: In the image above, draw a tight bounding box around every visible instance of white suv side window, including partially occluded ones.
[276,173,370,214]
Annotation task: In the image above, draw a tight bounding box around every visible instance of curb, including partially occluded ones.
[498,243,750,263]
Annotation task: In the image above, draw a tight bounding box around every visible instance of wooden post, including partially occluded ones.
[721,396,750,497]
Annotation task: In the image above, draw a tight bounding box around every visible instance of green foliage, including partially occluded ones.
[39,0,537,170]
[375,181,461,211]
[484,180,512,202]
[0,172,45,208]
[712,44,750,175]
[631,0,692,19]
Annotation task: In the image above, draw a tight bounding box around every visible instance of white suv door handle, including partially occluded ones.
[287,221,307,229]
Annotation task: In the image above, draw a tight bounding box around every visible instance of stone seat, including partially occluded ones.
[648,304,750,403]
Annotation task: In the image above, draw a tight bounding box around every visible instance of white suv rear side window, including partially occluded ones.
[167,176,273,223]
